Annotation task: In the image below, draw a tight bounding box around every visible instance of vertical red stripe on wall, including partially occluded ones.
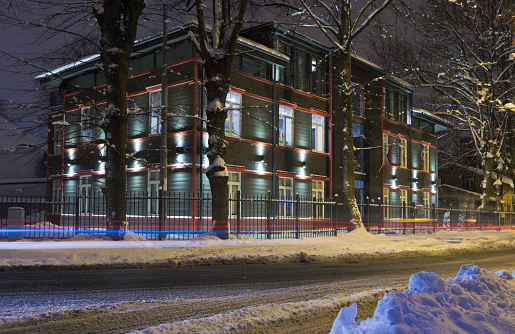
[329,55,333,198]
[191,61,198,231]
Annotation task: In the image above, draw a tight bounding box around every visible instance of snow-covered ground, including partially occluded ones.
[1,227,514,268]
[1,228,514,333]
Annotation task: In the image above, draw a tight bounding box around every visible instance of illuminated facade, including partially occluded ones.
[38,23,445,221]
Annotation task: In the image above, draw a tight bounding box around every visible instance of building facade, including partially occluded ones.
[38,23,445,226]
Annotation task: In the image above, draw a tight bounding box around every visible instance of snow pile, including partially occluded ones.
[330,265,515,334]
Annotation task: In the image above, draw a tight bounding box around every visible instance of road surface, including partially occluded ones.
[1,247,514,333]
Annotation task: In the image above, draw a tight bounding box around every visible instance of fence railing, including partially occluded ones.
[0,193,513,240]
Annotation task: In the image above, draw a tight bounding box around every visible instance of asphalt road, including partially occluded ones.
[1,247,514,333]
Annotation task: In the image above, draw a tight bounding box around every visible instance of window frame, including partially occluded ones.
[78,176,92,215]
[228,172,241,216]
[399,138,408,169]
[311,114,324,153]
[225,91,242,137]
[148,170,160,216]
[53,124,63,155]
[422,145,430,172]
[80,107,94,143]
[279,177,293,217]
[312,180,324,218]
[149,90,162,135]
[52,180,62,214]
[279,105,294,147]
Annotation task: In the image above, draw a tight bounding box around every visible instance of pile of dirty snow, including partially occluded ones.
[330,265,515,334]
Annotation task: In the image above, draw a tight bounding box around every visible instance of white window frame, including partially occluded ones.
[225,92,242,137]
[78,176,92,215]
[279,177,293,217]
[149,90,162,135]
[399,138,408,169]
[228,172,241,216]
[279,105,293,147]
[81,107,94,143]
[148,170,160,215]
[311,114,324,153]
[52,180,62,214]
[312,180,324,218]
[422,145,430,172]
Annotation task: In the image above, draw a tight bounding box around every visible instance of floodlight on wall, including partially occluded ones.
[412,178,419,183]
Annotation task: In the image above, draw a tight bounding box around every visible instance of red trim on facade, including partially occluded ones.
[382,118,438,138]
[277,99,297,109]
[230,86,246,94]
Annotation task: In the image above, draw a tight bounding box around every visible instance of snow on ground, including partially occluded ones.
[330,265,515,334]
[1,228,514,333]
[0,228,514,268]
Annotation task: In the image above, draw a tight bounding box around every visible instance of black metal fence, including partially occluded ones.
[0,193,513,240]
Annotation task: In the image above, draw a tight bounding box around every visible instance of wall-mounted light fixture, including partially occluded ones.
[176,147,190,154]
[412,178,419,182]
[302,162,306,169]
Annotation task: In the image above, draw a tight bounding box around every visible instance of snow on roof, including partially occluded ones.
[35,22,288,81]
[413,108,450,126]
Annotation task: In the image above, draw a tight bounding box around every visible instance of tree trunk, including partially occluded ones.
[479,140,497,212]
[204,65,230,239]
[332,3,364,229]
[94,0,145,240]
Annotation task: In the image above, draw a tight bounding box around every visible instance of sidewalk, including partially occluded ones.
[1,229,514,268]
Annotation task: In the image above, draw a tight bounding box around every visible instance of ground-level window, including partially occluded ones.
[148,171,159,215]
[312,180,324,218]
[279,106,293,147]
[228,172,241,216]
[423,192,430,217]
[52,180,62,214]
[78,176,92,214]
[311,115,324,153]
[149,90,162,135]
[279,177,293,217]
[383,188,390,219]
[225,92,241,137]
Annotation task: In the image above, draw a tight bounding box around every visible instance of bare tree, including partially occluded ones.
[187,0,249,239]
[93,0,145,240]
[294,0,393,228]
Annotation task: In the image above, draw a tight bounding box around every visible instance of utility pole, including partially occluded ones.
[159,4,168,240]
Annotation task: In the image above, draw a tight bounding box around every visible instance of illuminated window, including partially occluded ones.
[149,90,162,135]
[311,114,324,153]
[81,107,94,143]
[225,92,241,137]
[279,106,293,147]
[228,172,241,216]
[422,145,430,172]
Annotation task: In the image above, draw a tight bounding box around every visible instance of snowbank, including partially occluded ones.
[0,229,514,268]
[330,265,515,334]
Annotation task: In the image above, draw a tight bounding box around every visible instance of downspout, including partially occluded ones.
[329,55,333,197]
[272,65,277,196]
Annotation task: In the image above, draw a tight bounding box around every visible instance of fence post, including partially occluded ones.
[295,193,300,239]
[449,204,453,231]
[75,189,80,235]
[236,190,241,237]
[402,201,407,235]
[432,203,436,233]
[365,196,369,231]
[411,202,417,235]
[266,190,271,240]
